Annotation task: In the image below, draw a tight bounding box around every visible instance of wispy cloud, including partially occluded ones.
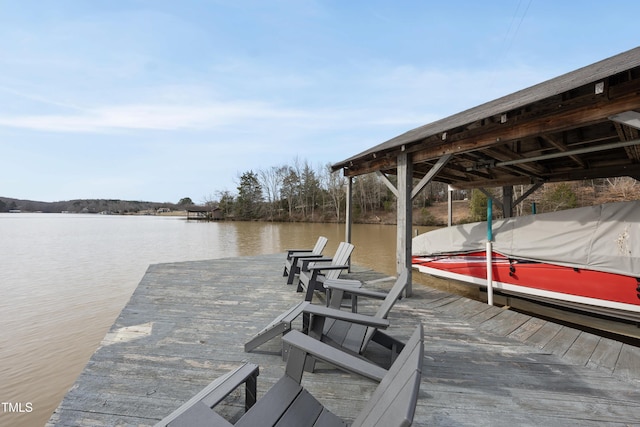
[0,101,316,133]
[0,96,431,135]
[0,85,87,112]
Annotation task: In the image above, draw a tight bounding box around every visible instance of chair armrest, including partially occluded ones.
[290,253,324,260]
[289,251,322,257]
[323,278,362,287]
[324,282,389,300]
[286,248,313,255]
[283,330,387,382]
[155,363,259,427]
[286,248,312,259]
[302,256,333,264]
[302,304,389,329]
[307,264,349,272]
[322,278,362,311]
[300,257,333,270]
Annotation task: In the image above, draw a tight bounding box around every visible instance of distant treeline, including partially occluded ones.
[0,197,179,214]
[3,161,638,225]
[199,160,460,224]
[198,159,640,224]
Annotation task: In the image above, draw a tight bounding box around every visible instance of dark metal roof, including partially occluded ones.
[332,47,640,189]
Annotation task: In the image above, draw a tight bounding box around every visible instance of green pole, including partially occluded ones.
[487,198,493,241]
[486,197,494,306]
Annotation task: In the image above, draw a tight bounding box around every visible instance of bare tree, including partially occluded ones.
[215,190,235,218]
[259,165,286,220]
[281,166,299,220]
[605,177,640,201]
[299,160,321,220]
[323,164,346,221]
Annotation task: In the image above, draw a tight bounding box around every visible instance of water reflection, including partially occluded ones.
[0,214,447,427]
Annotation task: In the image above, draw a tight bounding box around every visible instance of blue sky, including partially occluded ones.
[1,1,639,203]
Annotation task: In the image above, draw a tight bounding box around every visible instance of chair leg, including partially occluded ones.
[304,284,315,302]
[303,353,317,373]
[301,312,311,334]
[286,268,296,285]
[302,314,325,373]
[244,370,259,411]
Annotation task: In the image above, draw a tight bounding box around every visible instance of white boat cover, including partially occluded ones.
[412,200,640,277]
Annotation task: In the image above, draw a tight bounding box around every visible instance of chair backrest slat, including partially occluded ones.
[325,243,354,280]
[312,236,328,255]
[352,323,423,427]
[360,269,409,351]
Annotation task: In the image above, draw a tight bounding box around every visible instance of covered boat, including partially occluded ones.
[412,200,640,322]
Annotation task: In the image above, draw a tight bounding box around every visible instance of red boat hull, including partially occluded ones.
[413,252,640,320]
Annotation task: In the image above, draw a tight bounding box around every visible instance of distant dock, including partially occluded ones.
[48,254,640,426]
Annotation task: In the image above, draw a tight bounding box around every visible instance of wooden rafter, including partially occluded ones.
[540,134,587,167]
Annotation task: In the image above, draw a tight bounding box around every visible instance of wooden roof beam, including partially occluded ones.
[409,92,640,164]
[545,162,640,182]
[613,122,640,161]
[459,151,541,181]
[420,153,489,177]
[540,134,587,167]
[481,146,548,175]
[452,175,544,190]
[341,82,640,178]
[422,169,471,184]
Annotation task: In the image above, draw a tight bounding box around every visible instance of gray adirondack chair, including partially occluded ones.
[156,323,424,427]
[297,268,410,371]
[297,241,354,302]
[283,236,328,285]
[244,268,408,363]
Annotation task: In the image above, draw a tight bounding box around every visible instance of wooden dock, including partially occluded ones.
[48,254,640,426]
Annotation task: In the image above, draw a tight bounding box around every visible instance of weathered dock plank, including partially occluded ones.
[48,254,640,427]
[542,324,582,357]
[587,337,624,373]
[523,319,564,349]
[615,343,640,381]
[477,307,532,336]
[507,316,548,342]
[563,331,601,366]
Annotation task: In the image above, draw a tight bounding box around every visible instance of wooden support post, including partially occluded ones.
[502,185,513,218]
[447,185,454,227]
[397,152,413,297]
[400,153,451,297]
[345,177,353,271]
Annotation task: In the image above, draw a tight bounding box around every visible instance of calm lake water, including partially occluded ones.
[0,213,446,427]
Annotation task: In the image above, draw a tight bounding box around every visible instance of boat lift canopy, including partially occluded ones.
[331,47,640,295]
[413,200,640,278]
